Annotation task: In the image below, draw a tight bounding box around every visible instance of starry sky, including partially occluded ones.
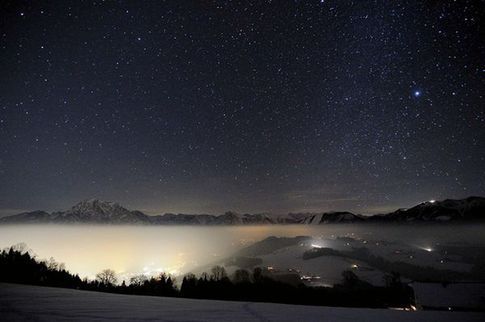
[0,0,484,216]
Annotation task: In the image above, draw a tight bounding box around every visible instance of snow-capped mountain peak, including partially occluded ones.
[0,197,484,225]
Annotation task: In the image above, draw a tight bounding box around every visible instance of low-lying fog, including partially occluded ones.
[1,224,484,281]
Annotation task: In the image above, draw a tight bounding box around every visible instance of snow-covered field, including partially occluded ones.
[1,283,484,322]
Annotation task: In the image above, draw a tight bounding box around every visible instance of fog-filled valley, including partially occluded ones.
[2,224,484,282]
[2,223,485,312]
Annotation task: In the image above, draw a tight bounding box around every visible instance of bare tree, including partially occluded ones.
[11,242,28,253]
[129,274,148,286]
[211,265,227,281]
[96,269,118,286]
[200,272,210,281]
[47,257,58,270]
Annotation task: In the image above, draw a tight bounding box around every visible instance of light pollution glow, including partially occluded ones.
[1,224,485,282]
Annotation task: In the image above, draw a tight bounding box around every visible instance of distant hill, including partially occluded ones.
[1,197,484,225]
[368,196,485,223]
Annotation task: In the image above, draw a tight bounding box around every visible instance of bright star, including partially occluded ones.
[414,90,421,97]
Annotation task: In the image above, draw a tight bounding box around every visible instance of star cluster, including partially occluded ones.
[0,0,484,214]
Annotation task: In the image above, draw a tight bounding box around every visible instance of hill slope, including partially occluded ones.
[1,283,483,322]
[370,197,485,223]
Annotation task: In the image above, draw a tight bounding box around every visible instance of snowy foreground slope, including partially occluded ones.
[1,283,484,322]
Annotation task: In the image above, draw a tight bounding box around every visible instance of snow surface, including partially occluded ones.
[413,282,485,309]
[1,283,484,322]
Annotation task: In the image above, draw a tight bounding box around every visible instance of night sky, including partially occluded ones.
[0,0,484,215]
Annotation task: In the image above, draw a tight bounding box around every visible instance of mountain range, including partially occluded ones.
[0,197,484,225]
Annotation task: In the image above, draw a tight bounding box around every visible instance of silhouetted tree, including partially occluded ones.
[158,273,177,295]
[46,257,59,270]
[129,274,148,286]
[252,267,263,283]
[384,271,402,288]
[180,273,197,297]
[232,269,251,284]
[341,270,359,288]
[96,269,117,286]
[0,245,415,309]
[200,272,209,281]
[211,265,227,281]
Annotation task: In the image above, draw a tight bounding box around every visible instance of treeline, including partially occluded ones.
[0,245,84,288]
[0,246,414,309]
[178,267,413,308]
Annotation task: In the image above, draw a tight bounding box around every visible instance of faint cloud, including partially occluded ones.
[284,187,365,213]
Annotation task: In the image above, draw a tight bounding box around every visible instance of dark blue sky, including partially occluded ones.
[0,0,484,215]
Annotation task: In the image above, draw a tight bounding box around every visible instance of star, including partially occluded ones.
[0,0,482,214]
